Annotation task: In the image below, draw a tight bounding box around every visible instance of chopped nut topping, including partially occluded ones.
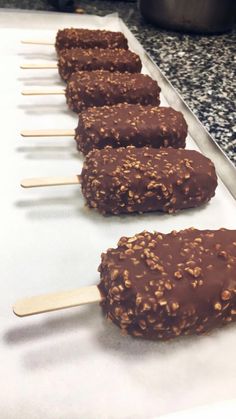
[147,315,156,324]
[136,295,142,305]
[221,290,231,301]
[155,290,164,298]
[214,302,222,311]
[159,299,167,306]
[193,267,202,277]
[138,320,147,330]
[218,250,228,259]
[124,279,132,288]
[111,269,119,281]
[196,325,204,333]
[110,286,119,295]
[174,271,183,279]
[164,282,173,290]
[171,302,179,311]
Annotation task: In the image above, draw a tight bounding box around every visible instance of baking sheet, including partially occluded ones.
[0,9,236,419]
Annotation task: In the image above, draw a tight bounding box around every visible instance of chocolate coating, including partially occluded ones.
[75,104,188,154]
[58,48,142,81]
[98,228,236,340]
[55,28,128,52]
[66,71,160,113]
[80,146,217,215]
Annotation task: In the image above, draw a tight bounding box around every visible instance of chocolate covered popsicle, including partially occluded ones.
[99,228,236,339]
[81,146,217,214]
[75,104,188,154]
[55,28,128,52]
[58,48,142,81]
[66,70,161,113]
[14,228,236,342]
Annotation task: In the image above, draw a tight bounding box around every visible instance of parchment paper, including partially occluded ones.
[0,9,235,419]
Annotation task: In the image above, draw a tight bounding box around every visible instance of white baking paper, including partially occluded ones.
[0,9,236,419]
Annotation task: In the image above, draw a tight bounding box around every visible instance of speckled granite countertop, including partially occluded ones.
[1,0,236,166]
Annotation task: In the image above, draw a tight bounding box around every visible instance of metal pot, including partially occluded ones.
[139,0,236,34]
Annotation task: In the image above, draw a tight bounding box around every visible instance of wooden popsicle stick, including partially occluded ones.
[21,175,80,188]
[13,285,101,317]
[22,89,65,96]
[20,63,57,69]
[21,40,54,45]
[21,129,75,137]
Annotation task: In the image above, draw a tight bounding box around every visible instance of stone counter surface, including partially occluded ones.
[0,0,235,166]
